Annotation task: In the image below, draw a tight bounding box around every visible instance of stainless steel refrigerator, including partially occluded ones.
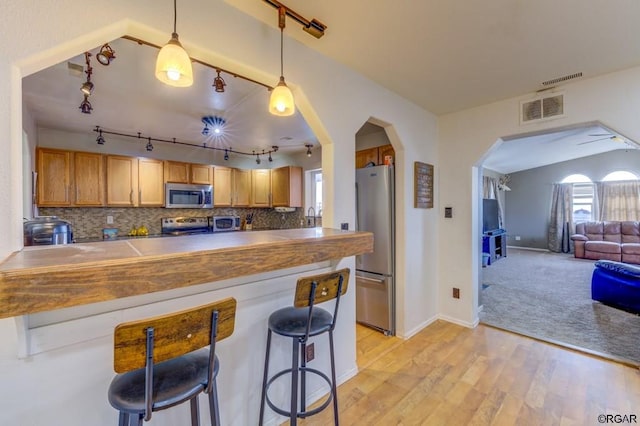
[356,165,395,335]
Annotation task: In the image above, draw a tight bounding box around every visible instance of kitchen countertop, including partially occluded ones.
[0,227,373,318]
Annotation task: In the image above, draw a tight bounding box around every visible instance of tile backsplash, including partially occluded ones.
[38,207,308,241]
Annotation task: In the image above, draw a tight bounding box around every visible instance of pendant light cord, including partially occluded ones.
[173,0,177,34]
[280,27,284,78]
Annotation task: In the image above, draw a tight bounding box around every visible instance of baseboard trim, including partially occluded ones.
[438,314,479,329]
[506,245,549,252]
[399,314,439,339]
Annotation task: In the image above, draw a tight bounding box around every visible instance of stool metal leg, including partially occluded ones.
[259,329,273,426]
[190,396,200,426]
[118,412,128,426]
[329,330,339,425]
[208,378,220,426]
[291,338,299,426]
[300,340,306,415]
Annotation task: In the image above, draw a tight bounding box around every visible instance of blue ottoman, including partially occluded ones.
[592,260,640,314]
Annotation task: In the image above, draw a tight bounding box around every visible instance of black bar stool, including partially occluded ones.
[259,268,351,425]
[108,297,236,426]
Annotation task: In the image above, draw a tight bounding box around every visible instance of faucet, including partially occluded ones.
[306,207,316,228]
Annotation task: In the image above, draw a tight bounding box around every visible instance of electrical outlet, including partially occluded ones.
[515,236,521,241]
[453,288,460,299]
[106,215,114,224]
[305,343,315,362]
[341,223,348,230]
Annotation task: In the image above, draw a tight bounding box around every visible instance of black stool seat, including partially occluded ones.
[269,307,333,337]
[108,349,219,413]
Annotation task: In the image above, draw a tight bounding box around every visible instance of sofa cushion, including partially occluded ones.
[584,222,604,241]
[603,221,622,243]
[621,243,640,255]
[585,241,622,254]
[621,221,640,243]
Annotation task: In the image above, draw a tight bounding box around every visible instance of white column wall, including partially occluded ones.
[0,1,438,425]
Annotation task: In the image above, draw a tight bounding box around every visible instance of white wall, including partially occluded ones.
[439,65,640,325]
[0,1,438,425]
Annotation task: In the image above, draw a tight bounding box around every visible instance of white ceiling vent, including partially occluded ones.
[520,93,564,124]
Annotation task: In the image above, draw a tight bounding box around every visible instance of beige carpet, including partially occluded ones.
[480,248,640,365]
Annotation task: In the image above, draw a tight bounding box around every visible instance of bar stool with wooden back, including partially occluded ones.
[108,297,236,426]
[259,268,350,425]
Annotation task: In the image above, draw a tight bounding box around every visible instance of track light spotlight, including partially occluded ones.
[305,143,312,157]
[146,138,154,152]
[80,52,94,95]
[268,152,273,162]
[256,154,261,165]
[224,149,229,161]
[213,69,226,93]
[79,95,92,114]
[80,81,94,96]
[201,115,226,137]
[96,128,105,145]
[96,43,116,66]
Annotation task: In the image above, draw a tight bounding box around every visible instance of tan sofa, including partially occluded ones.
[571,221,640,264]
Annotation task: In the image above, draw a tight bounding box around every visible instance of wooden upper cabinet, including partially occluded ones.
[73,152,104,206]
[378,144,395,165]
[36,148,71,207]
[251,169,272,207]
[164,161,189,184]
[355,147,379,169]
[138,158,164,206]
[106,155,138,206]
[233,169,251,207]
[190,164,213,185]
[272,166,302,207]
[213,166,232,207]
[355,144,395,168]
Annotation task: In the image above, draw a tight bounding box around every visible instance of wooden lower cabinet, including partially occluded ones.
[74,152,104,206]
[251,169,271,207]
[138,158,164,206]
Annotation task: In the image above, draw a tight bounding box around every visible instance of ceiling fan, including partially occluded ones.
[577,134,624,145]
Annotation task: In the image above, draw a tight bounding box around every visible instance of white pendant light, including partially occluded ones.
[155,0,193,87]
[269,7,295,116]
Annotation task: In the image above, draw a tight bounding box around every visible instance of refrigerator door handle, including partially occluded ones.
[355,181,359,231]
[357,275,386,284]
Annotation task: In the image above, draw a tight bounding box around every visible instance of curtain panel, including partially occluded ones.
[595,180,640,221]
[548,183,573,253]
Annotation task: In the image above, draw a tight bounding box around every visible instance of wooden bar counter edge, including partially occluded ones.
[0,228,373,319]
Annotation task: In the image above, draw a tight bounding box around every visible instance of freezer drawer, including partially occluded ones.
[356,271,395,335]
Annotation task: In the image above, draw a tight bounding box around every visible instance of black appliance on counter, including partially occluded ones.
[24,216,73,246]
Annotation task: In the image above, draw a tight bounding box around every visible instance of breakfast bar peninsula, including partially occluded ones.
[0,227,372,426]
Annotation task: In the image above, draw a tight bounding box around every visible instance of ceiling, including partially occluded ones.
[22,37,318,157]
[22,1,640,169]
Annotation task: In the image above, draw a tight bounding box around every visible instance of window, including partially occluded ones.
[561,174,593,223]
[306,169,322,216]
[602,170,639,181]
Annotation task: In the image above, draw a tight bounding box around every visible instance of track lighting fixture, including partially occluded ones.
[79,95,92,114]
[80,52,94,95]
[96,43,116,66]
[269,7,295,116]
[155,0,193,87]
[93,126,280,160]
[305,143,313,157]
[262,1,327,39]
[268,152,273,162]
[213,69,226,93]
[201,115,226,136]
[96,129,105,145]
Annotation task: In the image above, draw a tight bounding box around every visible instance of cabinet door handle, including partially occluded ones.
[130,190,133,205]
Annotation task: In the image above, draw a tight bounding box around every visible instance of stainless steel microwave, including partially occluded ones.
[165,183,213,208]
[211,216,241,232]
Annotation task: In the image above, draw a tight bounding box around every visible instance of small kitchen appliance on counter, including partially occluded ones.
[161,216,211,236]
[24,216,73,246]
[211,216,241,232]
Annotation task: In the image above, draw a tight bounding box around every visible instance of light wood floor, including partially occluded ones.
[288,321,640,425]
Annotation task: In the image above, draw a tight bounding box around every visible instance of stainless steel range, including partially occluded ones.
[161,216,211,236]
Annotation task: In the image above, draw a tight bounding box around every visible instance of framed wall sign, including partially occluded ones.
[414,161,434,209]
